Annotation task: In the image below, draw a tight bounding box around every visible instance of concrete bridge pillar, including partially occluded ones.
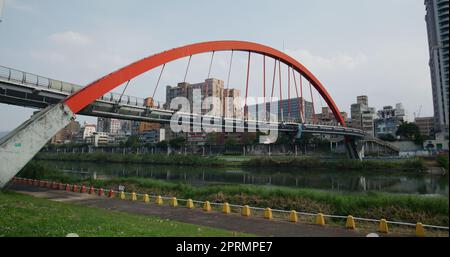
[0,103,74,188]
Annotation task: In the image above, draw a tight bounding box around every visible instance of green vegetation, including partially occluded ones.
[18,163,448,226]
[436,155,449,172]
[35,152,427,172]
[243,157,427,172]
[396,121,427,145]
[0,191,252,237]
[35,152,224,167]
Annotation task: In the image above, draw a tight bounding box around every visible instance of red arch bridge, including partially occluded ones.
[0,41,393,188]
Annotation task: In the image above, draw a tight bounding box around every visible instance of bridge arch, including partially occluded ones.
[63,40,346,126]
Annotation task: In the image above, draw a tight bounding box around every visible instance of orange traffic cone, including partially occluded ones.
[81,185,87,193]
[73,184,78,192]
[65,184,71,192]
[98,188,104,196]
[89,186,95,194]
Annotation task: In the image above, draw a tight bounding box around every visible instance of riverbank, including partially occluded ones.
[0,191,251,237]
[35,152,429,172]
[17,162,449,226]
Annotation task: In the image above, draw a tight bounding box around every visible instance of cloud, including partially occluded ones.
[6,0,36,13]
[48,31,92,46]
[286,49,368,72]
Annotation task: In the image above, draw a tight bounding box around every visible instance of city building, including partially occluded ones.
[97,117,121,135]
[74,122,97,144]
[166,78,227,116]
[223,88,242,118]
[165,78,242,144]
[374,104,406,138]
[425,0,449,136]
[350,95,376,137]
[414,116,435,137]
[50,120,81,144]
[86,132,109,147]
[248,97,314,123]
[139,129,165,144]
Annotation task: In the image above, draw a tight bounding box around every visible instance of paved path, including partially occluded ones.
[9,184,372,237]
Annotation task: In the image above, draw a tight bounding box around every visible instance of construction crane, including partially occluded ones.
[413,105,422,120]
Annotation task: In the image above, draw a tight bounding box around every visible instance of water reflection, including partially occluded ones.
[38,161,449,196]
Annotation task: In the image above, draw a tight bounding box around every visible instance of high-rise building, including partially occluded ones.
[97,117,121,135]
[166,78,226,116]
[247,97,314,123]
[414,116,435,137]
[223,88,242,118]
[425,0,449,136]
[350,96,376,136]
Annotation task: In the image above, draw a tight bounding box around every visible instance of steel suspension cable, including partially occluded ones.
[270,59,277,114]
[151,64,165,101]
[278,60,283,122]
[226,50,234,90]
[244,52,251,119]
[263,55,266,119]
[207,51,215,79]
[183,55,192,83]
[309,81,316,124]
[287,66,291,120]
[118,80,131,104]
[292,68,302,123]
[299,74,304,123]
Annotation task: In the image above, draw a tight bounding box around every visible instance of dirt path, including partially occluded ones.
[9,184,374,237]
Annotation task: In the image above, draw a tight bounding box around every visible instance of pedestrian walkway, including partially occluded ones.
[9,184,372,237]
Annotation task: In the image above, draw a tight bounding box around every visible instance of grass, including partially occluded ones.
[0,191,253,237]
[35,152,428,171]
[19,162,448,226]
[36,152,225,167]
[242,157,427,171]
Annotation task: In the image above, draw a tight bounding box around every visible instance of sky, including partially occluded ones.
[0,0,433,132]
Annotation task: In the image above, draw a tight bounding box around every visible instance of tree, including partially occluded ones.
[169,137,186,147]
[396,121,423,145]
[378,134,396,142]
[225,137,237,147]
[125,135,140,147]
[156,140,168,148]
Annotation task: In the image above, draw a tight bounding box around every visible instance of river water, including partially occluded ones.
[36,160,449,196]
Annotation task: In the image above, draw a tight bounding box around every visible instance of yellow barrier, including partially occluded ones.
[155,195,163,205]
[222,202,230,214]
[131,192,137,201]
[346,215,356,230]
[316,213,325,226]
[416,222,425,237]
[186,199,194,209]
[203,201,212,212]
[119,191,125,200]
[289,210,298,223]
[143,194,149,203]
[379,219,389,233]
[241,205,251,217]
[169,197,178,207]
[264,208,273,220]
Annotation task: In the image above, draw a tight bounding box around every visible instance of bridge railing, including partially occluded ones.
[0,65,166,109]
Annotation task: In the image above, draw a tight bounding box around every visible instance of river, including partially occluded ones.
[35,160,449,196]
